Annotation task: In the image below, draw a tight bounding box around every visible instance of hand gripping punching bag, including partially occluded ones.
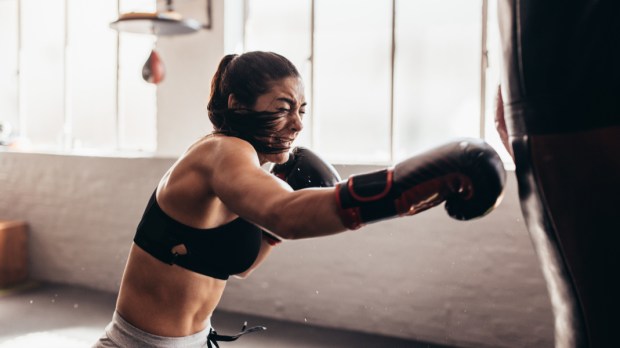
[497,0,620,346]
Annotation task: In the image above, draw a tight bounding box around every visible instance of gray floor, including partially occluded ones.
[0,282,450,348]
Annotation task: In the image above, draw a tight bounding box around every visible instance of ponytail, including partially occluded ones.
[207,54,237,129]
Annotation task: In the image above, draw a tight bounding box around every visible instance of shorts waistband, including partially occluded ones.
[106,311,211,348]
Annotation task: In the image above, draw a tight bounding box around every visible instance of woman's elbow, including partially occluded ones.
[262,210,300,240]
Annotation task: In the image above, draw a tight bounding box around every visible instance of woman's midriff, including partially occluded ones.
[116,243,227,337]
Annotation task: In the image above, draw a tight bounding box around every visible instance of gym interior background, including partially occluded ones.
[0,0,553,347]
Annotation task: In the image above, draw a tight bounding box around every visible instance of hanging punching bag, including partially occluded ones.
[142,49,165,84]
[497,0,620,346]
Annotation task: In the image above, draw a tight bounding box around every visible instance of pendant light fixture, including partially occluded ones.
[109,0,212,36]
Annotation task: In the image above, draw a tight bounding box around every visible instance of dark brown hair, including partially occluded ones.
[207,51,301,153]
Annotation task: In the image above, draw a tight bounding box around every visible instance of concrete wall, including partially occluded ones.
[0,152,553,348]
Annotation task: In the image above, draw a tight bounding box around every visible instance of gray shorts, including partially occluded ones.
[93,311,212,348]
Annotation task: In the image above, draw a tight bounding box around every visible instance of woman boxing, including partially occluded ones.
[94,51,505,347]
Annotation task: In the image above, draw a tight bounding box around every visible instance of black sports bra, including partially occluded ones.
[133,191,263,280]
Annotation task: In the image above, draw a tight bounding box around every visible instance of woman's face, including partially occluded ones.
[253,76,306,164]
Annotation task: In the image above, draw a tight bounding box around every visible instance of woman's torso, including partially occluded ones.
[116,243,226,336]
[116,136,259,337]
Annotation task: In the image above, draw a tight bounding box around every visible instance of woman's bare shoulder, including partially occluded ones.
[188,134,259,168]
[190,134,250,150]
[156,135,259,207]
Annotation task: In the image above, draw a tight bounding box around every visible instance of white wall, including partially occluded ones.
[0,1,554,347]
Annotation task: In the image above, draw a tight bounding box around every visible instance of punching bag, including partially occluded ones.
[142,49,165,84]
[497,0,620,346]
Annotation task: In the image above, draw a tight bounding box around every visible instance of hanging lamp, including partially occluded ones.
[109,0,212,36]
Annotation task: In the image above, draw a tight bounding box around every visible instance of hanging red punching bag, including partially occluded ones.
[142,49,165,84]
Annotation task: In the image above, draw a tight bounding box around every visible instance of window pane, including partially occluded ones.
[394,0,481,161]
[68,0,118,150]
[117,33,157,152]
[5,0,156,154]
[245,0,312,147]
[0,0,19,145]
[20,0,66,149]
[314,0,392,164]
[117,0,157,152]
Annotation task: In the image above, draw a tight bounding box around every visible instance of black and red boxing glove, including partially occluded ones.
[270,146,341,190]
[335,138,506,229]
[263,146,341,244]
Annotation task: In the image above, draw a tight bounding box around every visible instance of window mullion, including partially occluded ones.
[63,0,72,150]
[480,0,488,139]
[309,0,316,150]
[389,0,396,163]
[114,0,120,150]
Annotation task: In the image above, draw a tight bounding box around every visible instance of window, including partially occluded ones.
[1,0,512,164]
[244,0,313,147]
[244,0,511,165]
[394,0,482,161]
[0,0,19,146]
[0,0,156,153]
[313,0,392,164]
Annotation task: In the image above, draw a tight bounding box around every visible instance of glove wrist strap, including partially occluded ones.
[335,169,398,229]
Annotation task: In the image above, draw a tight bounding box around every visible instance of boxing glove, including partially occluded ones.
[270,146,341,190]
[335,138,506,229]
[263,146,341,245]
